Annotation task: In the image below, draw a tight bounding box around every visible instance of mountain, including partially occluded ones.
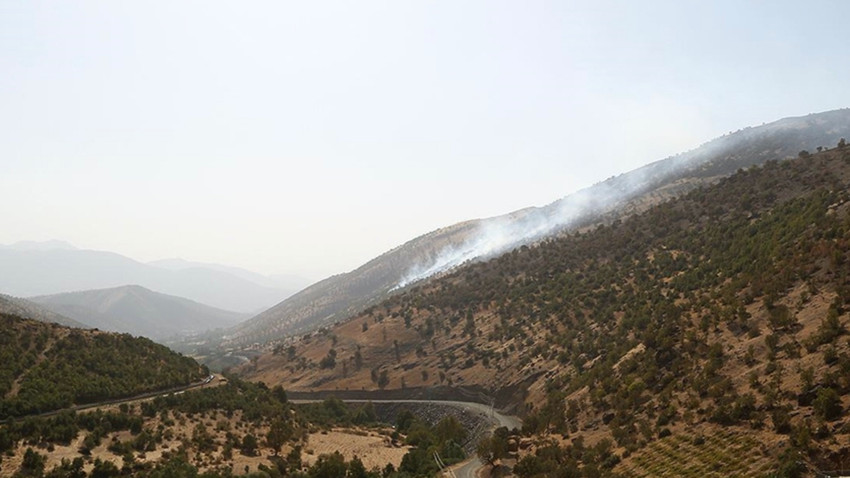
[247,143,850,473]
[148,258,311,293]
[0,247,290,313]
[0,312,206,418]
[29,285,248,340]
[0,239,77,251]
[221,108,850,347]
[0,293,88,328]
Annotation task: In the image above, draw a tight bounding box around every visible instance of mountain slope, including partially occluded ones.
[0,313,206,418]
[249,143,850,473]
[0,247,289,313]
[0,240,77,251]
[149,258,311,294]
[30,285,248,340]
[224,108,850,347]
[0,294,88,328]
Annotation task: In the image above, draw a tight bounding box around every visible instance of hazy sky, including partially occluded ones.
[2,1,849,280]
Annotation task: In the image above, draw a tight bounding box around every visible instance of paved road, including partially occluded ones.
[0,374,220,424]
[292,398,521,478]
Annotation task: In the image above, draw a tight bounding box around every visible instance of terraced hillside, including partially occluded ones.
[617,426,777,477]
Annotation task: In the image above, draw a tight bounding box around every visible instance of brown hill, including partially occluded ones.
[221,109,850,349]
[246,143,850,473]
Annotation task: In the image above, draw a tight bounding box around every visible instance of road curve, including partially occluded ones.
[0,374,220,424]
[291,398,521,478]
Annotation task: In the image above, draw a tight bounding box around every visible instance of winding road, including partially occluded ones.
[292,398,521,478]
[449,400,520,478]
[0,374,220,424]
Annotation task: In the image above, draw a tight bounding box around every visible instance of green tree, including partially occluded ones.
[354,347,364,370]
[308,452,347,478]
[434,416,467,444]
[89,459,120,478]
[272,385,288,403]
[377,370,389,389]
[19,448,46,477]
[476,430,509,467]
[44,457,86,478]
[266,419,293,455]
[813,387,842,421]
[348,456,368,478]
[241,433,258,456]
[286,445,302,471]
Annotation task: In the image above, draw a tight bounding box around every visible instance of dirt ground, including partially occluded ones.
[0,411,407,477]
[302,428,410,471]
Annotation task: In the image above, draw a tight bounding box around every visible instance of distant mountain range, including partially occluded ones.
[148,258,310,292]
[216,108,850,347]
[0,239,78,251]
[29,285,248,340]
[0,243,306,313]
[0,293,87,328]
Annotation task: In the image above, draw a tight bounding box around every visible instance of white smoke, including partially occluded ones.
[393,110,844,290]
[394,172,641,289]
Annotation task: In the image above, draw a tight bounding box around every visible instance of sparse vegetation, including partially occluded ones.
[253,147,850,475]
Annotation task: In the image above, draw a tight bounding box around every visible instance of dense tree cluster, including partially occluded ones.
[392,411,467,477]
[0,315,206,419]
[293,398,377,429]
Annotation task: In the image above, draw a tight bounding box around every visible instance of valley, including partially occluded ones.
[5,3,850,475]
[3,111,850,477]
[242,142,850,475]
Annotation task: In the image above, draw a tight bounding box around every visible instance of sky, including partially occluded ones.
[1,1,849,280]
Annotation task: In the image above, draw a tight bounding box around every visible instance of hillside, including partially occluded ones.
[220,109,850,348]
[149,257,312,292]
[247,142,850,474]
[0,246,290,313]
[0,313,206,419]
[0,293,88,328]
[30,285,248,340]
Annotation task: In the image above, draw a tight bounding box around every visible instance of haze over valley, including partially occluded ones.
[2,2,850,477]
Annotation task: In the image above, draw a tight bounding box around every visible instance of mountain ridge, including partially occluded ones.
[30,285,248,340]
[246,142,850,473]
[0,247,292,313]
[218,108,850,348]
[0,293,88,328]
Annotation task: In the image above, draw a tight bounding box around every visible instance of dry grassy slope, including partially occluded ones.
[228,219,480,345]
[0,393,402,478]
[247,146,850,473]
[247,258,846,404]
[226,110,850,350]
